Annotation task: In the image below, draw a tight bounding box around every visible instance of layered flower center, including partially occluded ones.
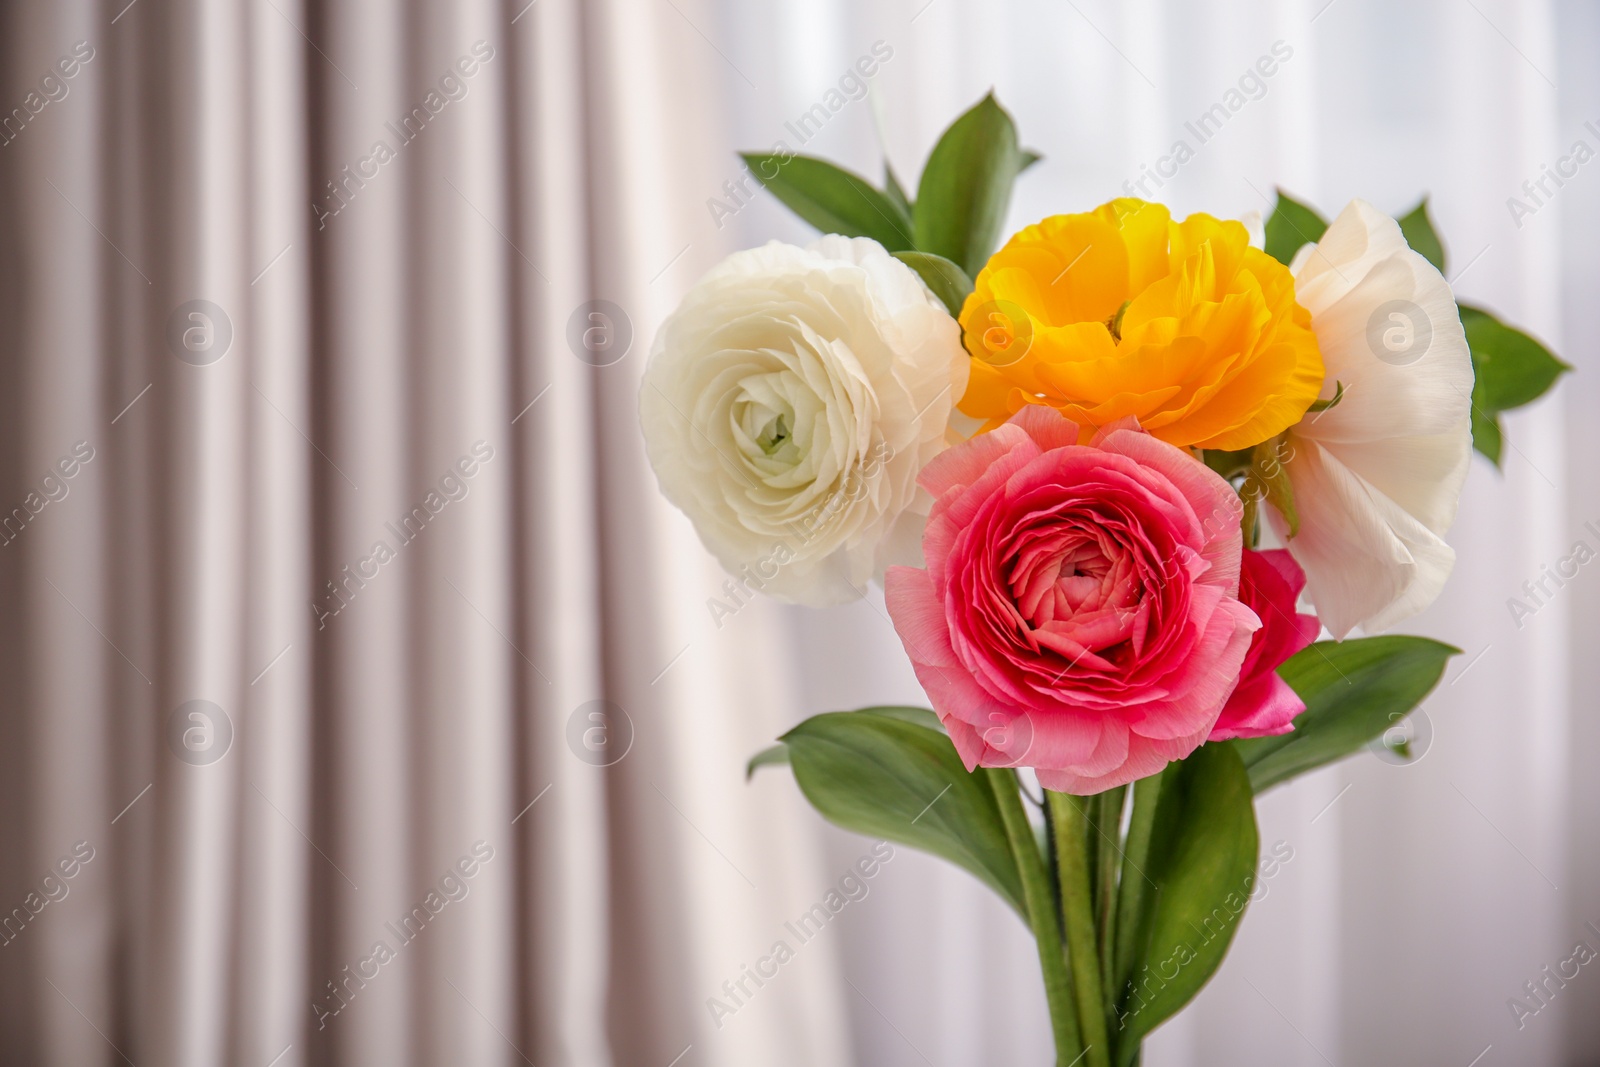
[705,328,877,539]
[957,198,1325,452]
[1004,522,1140,659]
[733,371,804,465]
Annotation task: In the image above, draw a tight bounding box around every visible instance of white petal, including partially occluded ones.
[1291,199,1410,313]
[1305,421,1470,538]
[1295,251,1472,444]
[1274,439,1456,639]
[1280,199,1475,634]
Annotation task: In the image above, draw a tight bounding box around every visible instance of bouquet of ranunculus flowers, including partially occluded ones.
[639,96,1567,1065]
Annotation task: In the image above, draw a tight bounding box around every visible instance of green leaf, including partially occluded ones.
[1262,190,1328,267]
[1459,305,1506,465]
[748,706,944,780]
[1457,303,1569,465]
[855,705,946,731]
[912,93,1034,278]
[1471,402,1504,467]
[1397,198,1447,273]
[1461,304,1570,412]
[780,708,1025,915]
[893,251,975,317]
[1112,745,1259,1057]
[746,743,790,779]
[884,163,914,219]
[739,153,914,250]
[1232,636,1459,793]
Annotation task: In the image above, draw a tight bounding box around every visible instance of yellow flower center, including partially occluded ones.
[957,198,1325,451]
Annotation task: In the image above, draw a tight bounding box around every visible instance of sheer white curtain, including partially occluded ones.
[707,1,1596,1064]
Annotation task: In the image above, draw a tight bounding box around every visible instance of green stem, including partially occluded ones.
[1112,770,1165,1021]
[990,771,1083,1065]
[1093,786,1127,1004]
[1048,791,1112,1067]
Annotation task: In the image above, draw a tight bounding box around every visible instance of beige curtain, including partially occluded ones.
[0,1,850,1064]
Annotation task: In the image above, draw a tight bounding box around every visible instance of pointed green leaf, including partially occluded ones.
[912,93,1033,278]
[884,163,913,219]
[1231,636,1459,793]
[746,743,790,779]
[1113,744,1259,1057]
[749,706,944,781]
[1457,303,1569,464]
[855,705,946,731]
[1262,190,1328,267]
[1397,198,1447,273]
[1460,303,1570,412]
[740,153,914,250]
[779,708,1024,916]
[893,251,975,317]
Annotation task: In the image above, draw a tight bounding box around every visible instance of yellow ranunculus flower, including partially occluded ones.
[957,198,1324,451]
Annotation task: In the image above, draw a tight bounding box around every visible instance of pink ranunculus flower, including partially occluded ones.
[1207,549,1321,741]
[884,405,1261,794]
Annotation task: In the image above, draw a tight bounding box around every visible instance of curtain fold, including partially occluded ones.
[0,1,850,1064]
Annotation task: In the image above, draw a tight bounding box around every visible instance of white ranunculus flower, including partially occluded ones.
[639,235,968,607]
[1273,199,1474,638]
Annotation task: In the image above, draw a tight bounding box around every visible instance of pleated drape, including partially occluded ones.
[0,1,849,1064]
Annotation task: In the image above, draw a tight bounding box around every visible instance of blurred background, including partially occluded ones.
[0,0,1594,1064]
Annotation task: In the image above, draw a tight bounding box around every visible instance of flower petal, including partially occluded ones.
[1275,438,1456,638]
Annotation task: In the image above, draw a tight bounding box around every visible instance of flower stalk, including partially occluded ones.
[1048,791,1113,1067]
[990,771,1084,1066]
[1092,785,1128,1003]
[1112,771,1164,1005]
